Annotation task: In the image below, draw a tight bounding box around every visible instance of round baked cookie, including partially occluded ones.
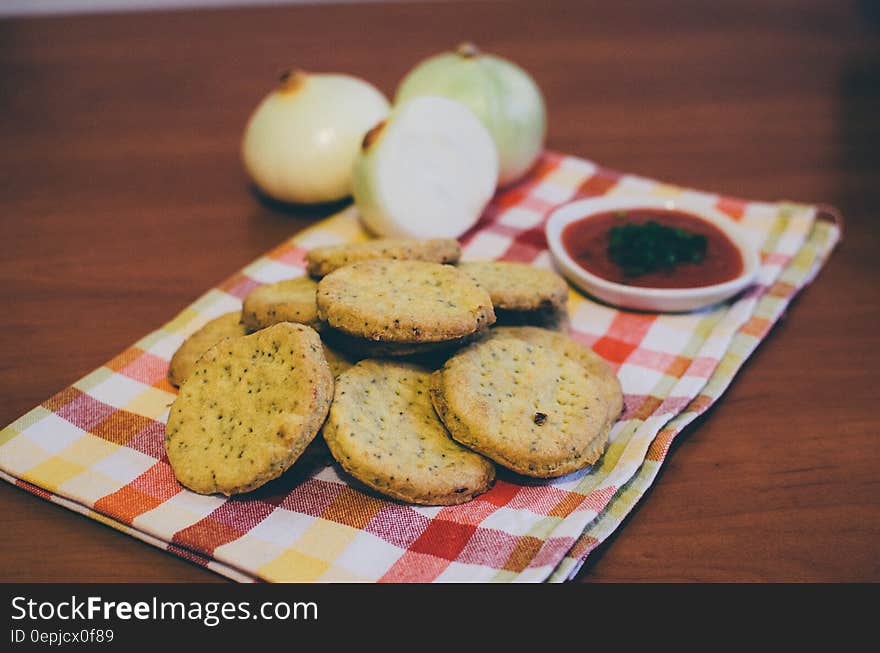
[430,338,609,478]
[168,312,248,388]
[306,238,461,278]
[241,277,320,331]
[457,261,569,312]
[489,326,624,421]
[317,259,495,343]
[165,323,334,496]
[323,360,495,505]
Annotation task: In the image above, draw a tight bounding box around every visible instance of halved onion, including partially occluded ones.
[352,96,499,239]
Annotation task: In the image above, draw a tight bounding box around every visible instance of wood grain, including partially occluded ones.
[1,0,878,582]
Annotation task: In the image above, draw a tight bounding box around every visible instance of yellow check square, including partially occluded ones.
[24,456,87,492]
[0,425,21,448]
[163,307,201,334]
[60,469,126,506]
[124,387,176,420]
[258,549,330,583]
[59,434,119,467]
[652,183,683,198]
[545,166,588,188]
[0,434,53,476]
[316,565,370,582]
[293,519,359,563]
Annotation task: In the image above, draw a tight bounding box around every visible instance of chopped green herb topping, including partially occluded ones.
[608,220,707,277]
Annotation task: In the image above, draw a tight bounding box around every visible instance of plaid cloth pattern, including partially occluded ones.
[0,152,840,582]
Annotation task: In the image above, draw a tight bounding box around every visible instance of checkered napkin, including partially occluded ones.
[0,152,840,582]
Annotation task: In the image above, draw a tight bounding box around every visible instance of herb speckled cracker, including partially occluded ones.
[323,360,495,505]
[489,326,623,421]
[431,338,609,478]
[242,277,320,331]
[458,261,569,312]
[165,323,334,496]
[306,238,461,278]
[317,259,495,343]
[168,311,248,388]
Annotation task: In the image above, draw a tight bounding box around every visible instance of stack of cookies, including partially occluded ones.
[165,238,623,504]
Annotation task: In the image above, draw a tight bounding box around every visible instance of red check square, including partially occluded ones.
[94,485,163,525]
[575,169,620,198]
[379,550,450,583]
[128,461,181,502]
[592,336,638,364]
[409,519,477,561]
[218,272,260,300]
[119,351,168,386]
[366,503,431,549]
[481,479,521,507]
[56,393,116,432]
[172,517,247,556]
[502,226,549,261]
[457,528,519,567]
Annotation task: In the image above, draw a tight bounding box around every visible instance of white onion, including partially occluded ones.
[242,70,390,204]
[396,43,547,186]
[352,96,499,239]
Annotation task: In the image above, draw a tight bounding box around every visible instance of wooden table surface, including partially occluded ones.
[1,0,878,583]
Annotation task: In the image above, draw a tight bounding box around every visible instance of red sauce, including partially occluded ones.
[562,208,743,288]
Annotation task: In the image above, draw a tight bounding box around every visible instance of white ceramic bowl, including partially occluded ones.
[545,196,760,313]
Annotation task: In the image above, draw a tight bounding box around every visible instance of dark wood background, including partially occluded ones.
[1,0,878,582]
